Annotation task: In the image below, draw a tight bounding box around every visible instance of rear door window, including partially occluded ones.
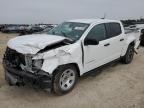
[105,23,122,39]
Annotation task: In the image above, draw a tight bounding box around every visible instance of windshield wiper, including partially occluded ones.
[60,31,74,43]
[64,38,74,44]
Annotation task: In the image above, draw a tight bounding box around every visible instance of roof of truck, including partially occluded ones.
[69,19,120,24]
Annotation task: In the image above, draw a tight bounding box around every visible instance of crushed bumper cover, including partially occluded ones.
[3,62,53,91]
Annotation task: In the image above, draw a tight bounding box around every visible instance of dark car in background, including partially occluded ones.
[0,25,5,31]
[1,25,28,33]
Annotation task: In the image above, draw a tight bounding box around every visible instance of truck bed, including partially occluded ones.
[125,28,140,49]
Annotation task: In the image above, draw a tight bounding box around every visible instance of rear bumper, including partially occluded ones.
[3,62,53,91]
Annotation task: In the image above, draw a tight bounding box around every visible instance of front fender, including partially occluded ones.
[41,43,83,75]
[41,53,83,75]
[41,57,59,74]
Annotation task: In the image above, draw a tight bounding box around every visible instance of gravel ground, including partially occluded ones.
[0,33,144,108]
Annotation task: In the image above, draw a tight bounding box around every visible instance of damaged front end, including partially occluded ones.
[3,47,53,91]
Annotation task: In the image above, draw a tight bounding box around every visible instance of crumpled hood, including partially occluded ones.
[7,34,66,54]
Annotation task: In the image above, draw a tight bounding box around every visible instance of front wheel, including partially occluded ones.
[121,45,134,64]
[53,65,78,95]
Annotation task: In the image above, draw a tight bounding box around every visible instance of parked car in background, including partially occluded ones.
[3,19,140,95]
[19,26,44,36]
[30,26,44,32]
[34,26,55,34]
[19,24,56,36]
[0,25,5,31]
[1,25,28,33]
[1,26,19,33]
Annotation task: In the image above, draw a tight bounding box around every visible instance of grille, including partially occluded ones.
[4,47,25,68]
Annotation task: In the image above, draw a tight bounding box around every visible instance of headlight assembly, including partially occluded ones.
[32,59,43,69]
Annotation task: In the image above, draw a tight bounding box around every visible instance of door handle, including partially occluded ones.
[104,43,110,46]
[120,39,124,41]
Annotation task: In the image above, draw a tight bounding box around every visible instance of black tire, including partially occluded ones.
[53,65,78,95]
[140,35,144,46]
[140,30,144,46]
[121,45,134,64]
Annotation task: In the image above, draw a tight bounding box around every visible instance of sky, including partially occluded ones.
[0,0,143,24]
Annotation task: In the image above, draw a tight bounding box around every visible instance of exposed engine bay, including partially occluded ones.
[4,38,71,73]
[3,35,74,91]
[4,48,34,72]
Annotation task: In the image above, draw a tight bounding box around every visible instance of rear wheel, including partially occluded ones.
[140,36,144,46]
[140,29,144,46]
[140,41,144,46]
[121,45,134,64]
[53,65,78,95]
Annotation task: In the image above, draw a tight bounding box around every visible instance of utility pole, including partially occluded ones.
[101,13,106,19]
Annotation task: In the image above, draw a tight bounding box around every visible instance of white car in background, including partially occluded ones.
[3,19,140,95]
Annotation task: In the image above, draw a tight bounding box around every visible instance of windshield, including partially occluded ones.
[48,22,89,41]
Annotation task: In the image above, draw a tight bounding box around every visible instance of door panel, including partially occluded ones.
[83,22,124,73]
[84,39,112,72]
[105,23,124,59]
[83,24,109,72]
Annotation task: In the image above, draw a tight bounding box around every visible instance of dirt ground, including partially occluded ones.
[0,33,144,108]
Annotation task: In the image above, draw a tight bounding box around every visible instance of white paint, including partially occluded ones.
[7,19,141,76]
[7,34,66,54]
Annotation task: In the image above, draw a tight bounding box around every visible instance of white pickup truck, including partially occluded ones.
[3,19,140,95]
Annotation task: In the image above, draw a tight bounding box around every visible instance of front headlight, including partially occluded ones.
[32,59,43,69]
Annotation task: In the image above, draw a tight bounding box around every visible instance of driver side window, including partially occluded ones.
[86,24,106,41]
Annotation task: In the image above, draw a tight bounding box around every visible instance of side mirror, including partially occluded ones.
[84,38,99,46]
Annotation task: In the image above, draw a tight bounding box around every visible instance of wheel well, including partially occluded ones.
[129,41,135,46]
[141,29,144,34]
[52,63,80,77]
[69,63,80,77]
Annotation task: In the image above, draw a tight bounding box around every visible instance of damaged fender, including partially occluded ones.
[33,42,83,75]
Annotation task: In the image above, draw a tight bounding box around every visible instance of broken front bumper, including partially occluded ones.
[3,62,53,91]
